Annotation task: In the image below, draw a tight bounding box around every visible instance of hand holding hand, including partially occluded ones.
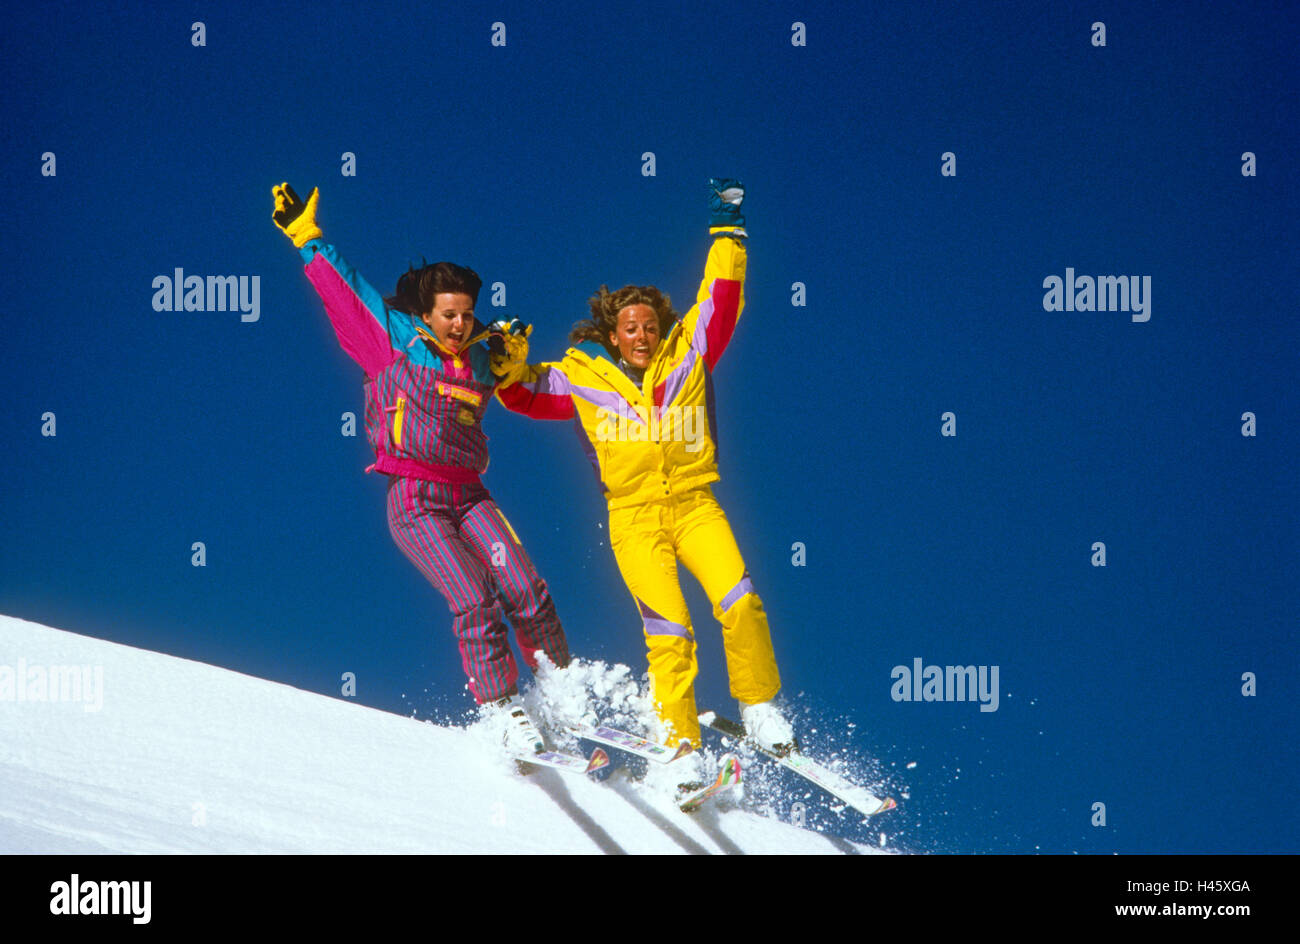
[488,319,532,379]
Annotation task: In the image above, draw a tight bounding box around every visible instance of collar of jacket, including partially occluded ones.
[565,342,649,407]
[412,321,492,367]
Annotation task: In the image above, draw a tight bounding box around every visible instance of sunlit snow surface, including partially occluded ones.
[0,615,889,854]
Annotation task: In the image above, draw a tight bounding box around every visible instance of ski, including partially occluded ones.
[567,722,694,765]
[699,712,897,818]
[513,746,610,776]
[678,753,742,813]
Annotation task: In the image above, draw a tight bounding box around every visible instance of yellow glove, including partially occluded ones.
[271,183,323,248]
[488,320,532,381]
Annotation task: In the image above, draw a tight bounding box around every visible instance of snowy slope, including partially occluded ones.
[0,615,877,854]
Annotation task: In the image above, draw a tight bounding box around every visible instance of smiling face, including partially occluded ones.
[422,292,476,353]
[609,303,661,369]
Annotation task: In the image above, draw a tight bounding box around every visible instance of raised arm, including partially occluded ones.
[272,183,414,377]
[677,177,748,371]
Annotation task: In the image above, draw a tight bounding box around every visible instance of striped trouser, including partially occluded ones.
[386,476,569,703]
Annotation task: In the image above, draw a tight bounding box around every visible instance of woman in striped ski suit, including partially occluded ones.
[271,183,569,747]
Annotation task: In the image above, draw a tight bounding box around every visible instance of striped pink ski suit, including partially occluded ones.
[297,238,568,703]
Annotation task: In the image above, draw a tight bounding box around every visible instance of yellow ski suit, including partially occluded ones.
[498,227,780,747]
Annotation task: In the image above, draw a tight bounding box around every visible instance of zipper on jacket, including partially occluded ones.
[389,396,407,447]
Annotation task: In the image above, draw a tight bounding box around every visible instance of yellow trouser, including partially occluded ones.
[608,485,781,748]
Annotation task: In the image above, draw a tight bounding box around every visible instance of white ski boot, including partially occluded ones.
[739,699,796,756]
[484,692,545,754]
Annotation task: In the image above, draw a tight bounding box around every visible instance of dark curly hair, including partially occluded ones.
[383,261,483,317]
[569,284,678,359]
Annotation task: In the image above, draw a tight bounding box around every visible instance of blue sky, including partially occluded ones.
[2,0,1297,852]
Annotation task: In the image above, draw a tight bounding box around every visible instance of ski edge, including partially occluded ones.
[698,711,896,818]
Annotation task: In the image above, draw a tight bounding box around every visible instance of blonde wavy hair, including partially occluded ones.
[569,284,678,359]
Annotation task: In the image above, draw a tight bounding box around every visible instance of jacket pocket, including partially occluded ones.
[386,396,407,450]
[436,381,483,408]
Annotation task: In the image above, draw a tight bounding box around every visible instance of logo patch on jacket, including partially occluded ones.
[437,382,483,407]
[456,407,477,426]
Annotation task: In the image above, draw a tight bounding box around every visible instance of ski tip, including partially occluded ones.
[585,747,611,774]
[669,740,694,762]
[859,796,898,817]
[678,753,744,812]
[719,752,742,786]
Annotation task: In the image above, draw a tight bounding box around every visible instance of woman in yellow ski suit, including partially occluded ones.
[496,179,786,750]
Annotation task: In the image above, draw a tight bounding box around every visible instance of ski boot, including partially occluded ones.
[739,699,797,756]
[484,692,545,755]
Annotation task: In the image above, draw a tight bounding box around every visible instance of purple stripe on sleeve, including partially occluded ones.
[659,345,699,413]
[513,365,573,398]
[569,381,633,415]
[656,294,715,411]
[690,294,717,356]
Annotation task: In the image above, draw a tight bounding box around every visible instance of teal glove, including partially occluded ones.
[708,177,745,228]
